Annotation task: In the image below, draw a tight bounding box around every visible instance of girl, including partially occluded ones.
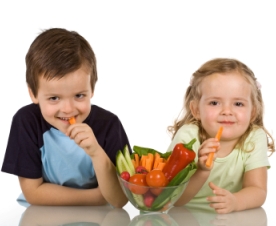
[168,58,274,213]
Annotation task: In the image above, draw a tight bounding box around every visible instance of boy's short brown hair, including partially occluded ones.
[26,28,97,97]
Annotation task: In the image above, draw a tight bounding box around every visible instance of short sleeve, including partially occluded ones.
[166,124,200,160]
[102,116,131,165]
[244,128,270,172]
[1,105,43,178]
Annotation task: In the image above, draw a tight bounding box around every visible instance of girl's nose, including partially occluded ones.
[221,104,233,115]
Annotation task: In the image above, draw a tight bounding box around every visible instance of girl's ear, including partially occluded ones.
[190,100,200,119]
[28,87,39,104]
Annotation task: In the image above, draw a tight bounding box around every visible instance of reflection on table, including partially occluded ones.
[18,203,267,226]
[19,205,130,226]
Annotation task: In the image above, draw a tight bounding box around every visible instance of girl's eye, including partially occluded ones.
[49,96,59,101]
[76,94,85,99]
[210,101,218,106]
[235,102,244,107]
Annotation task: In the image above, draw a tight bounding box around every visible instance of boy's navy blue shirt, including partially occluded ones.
[1,103,131,189]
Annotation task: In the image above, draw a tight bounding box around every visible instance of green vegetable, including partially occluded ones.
[116,145,135,176]
[132,146,172,159]
[151,162,197,210]
[132,193,145,208]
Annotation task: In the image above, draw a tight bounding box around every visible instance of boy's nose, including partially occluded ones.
[61,100,74,113]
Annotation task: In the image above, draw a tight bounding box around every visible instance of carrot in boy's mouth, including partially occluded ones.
[69,117,76,125]
[205,126,223,168]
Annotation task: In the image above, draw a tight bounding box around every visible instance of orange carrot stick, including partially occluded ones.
[156,162,166,171]
[69,117,76,125]
[206,126,223,167]
[134,154,139,167]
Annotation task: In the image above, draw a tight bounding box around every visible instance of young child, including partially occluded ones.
[167,58,274,213]
[1,28,131,207]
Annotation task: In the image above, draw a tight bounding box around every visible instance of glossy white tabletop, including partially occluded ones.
[1,170,275,226]
[0,200,271,226]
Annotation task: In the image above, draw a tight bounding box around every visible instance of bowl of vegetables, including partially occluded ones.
[116,139,197,213]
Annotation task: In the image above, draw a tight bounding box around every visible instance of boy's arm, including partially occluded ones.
[19,177,107,206]
[90,145,129,208]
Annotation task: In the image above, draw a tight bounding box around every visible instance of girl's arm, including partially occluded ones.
[208,166,267,213]
[174,168,210,205]
[234,166,267,210]
[19,177,107,206]
[174,137,220,206]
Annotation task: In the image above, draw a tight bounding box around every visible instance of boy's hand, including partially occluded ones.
[207,182,237,213]
[197,138,220,171]
[66,123,100,157]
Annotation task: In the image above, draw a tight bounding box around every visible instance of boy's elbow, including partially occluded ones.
[110,197,128,208]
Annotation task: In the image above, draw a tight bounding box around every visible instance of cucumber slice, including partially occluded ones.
[132,193,145,208]
[123,145,135,176]
[116,150,133,175]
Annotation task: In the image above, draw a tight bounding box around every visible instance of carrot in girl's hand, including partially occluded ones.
[69,117,76,125]
[205,126,223,167]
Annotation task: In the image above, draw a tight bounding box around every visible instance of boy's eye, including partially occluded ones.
[76,94,85,99]
[49,96,59,101]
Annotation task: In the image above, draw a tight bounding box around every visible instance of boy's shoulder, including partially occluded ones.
[14,103,42,120]
[88,105,119,122]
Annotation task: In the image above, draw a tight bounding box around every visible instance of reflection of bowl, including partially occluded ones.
[118,174,188,213]
[129,213,178,226]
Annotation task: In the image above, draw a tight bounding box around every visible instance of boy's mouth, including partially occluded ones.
[58,117,73,122]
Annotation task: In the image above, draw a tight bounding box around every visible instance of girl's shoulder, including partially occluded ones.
[178,124,199,133]
[247,127,267,141]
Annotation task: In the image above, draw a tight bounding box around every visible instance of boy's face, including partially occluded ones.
[29,66,93,134]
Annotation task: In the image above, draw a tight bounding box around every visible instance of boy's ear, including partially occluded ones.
[28,87,39,104]
[190,100,200,119]
[90,92,94,98]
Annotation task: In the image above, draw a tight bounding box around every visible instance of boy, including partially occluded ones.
[1,28,130,207]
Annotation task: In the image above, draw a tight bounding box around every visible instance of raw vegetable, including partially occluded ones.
[132,193,145,208]
[146,170,168,187]
[69,117,76,125]
[120,171,130,181]
[135,166,148,174]
[206,126,223,167]
[116,148,135,176]
[144,192,155,207]
[122,145,135,175]
[128,174,149,195]
[162,138,196,182]
[151,162,197,210]
[132,146,171,160]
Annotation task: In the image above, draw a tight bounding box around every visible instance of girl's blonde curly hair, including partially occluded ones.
[168,58,274,155]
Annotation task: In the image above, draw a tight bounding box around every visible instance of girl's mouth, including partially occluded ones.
[220,121,235,125]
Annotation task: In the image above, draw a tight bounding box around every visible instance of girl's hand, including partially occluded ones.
[197,138,220,171]
[66,123,100,157]
[207,182,237,213]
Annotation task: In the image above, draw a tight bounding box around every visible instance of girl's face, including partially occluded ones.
[191,72,254,142]
[29,66,93,134]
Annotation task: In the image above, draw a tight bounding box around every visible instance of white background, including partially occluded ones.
[0,0,276,225]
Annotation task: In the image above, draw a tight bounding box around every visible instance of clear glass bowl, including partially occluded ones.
[118,174,188,213]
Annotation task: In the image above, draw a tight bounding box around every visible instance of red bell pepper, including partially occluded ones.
[162,138,196,181]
